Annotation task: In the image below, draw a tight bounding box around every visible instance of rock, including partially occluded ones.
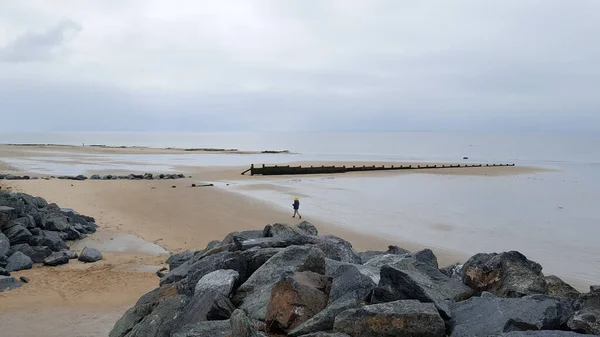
[20,276,29,283]
[233,245,326,321]
[297,333,351,337]
[296,221,319,235]
[60,249,78,259]
[172,290,235,334]
[75,175,87,180]
[222,230,264,245]
[0,267,8,276]
[29,230,68,251]
[171,320,231,337]
[461,251,547,297]
[264,223,319,245]
[29,227,41,236]
[568,286,600,334]
[333,300,445,337]
[126,295,189,337]
[44,251,70,266]
[167,250,194,270]
[7,216,36,229]
[64,225,86,240]
[328,263,379,305]
[0,233,9,257]
[359,245,411,264]
[371,265,451,319]
[109,303,155,337]
[0,275,22,292]
[265,271,331,333]
[8,244,52,264]
[234,237,292,251]
[312,237,361,264]
[498,332,594,337]
[6,251,33,272]
[127,174,136,180]
[177,173,185,178]
[4,175,20,180]
[90,174,101,180]
[0,206,18,228]
[363,253,411,268]
[79,247,103,262]
[289,299,364,336]
[545,275,580,299]
[3,224,33,245]
[450,293,573,336]
[413,248,439,268]
[44,214,71,232]
[230,309,267,337]
[143,173,153,180]
[194,269,239,297]
[440,263,462,278]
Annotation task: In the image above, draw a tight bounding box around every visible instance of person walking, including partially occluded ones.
[292,196,301,219]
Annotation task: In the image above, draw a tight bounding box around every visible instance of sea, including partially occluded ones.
[1,131,599,287]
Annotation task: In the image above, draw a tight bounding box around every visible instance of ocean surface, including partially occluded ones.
[1,131,599,287]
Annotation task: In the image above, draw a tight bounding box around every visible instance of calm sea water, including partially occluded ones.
[1,131,599,286]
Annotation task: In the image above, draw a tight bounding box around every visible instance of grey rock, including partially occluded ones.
[359,245,412,264]
[109,303,155,337]
[334,300,445,337]
[461,251,547,297]
[0,275,22,292]
[75,175,87,180]
[79,247,103,262]
[29,227,41,236]
[167,250,194,270]
[44,214,71,232]
[545,275,580,299]
[371,265,451,319]
[265,223,320,245]
[64,225,86,240]
[6,251,33,272]
[8,244,52,263]
[3,224,33,245]
[312,237,361,264]
[328,263,379,305]
[194,269,239,297]
[90,174,101,180]
[0,206,18,228]
[230,309,267,337]
[363,253,411,268]
[568,285,600,334]
[29,230,68,251]
[298,333,351,337]
[450,294,573,337]
[289,299,364,336]
[19,276,29,283]
[7,216,36,229]
[127,295,189,337]
[498,332,595,337]
[172,291,235,333]
[296,221,319,235]
[440,262,462,278]
[172,320,231,337]
[44,251,70,266]
[0,267,8,276]
[234,237,292,250]
[413,248,439,268]
[60,249,78,259]
[222,230,264,245]
[143,173,153,180]
[233,245,326,320]
[0,233,9,257]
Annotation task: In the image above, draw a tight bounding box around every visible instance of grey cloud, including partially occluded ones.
[0,19,82,62]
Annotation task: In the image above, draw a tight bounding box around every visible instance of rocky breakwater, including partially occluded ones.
[0,172,187,181]
[109,222,600,337]
[0,190,103,292]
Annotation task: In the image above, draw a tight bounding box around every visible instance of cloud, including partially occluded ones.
[0,19,82,62]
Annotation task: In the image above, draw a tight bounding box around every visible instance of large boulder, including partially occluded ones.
[413,248,439,269]
[79,247,103,262]
[44,214,71,232]
[171,290,235,334]
[43,251,70,266]
[265,271,331,334]
[289,299,364,336]
[327,263,379,305]
[545,275,580,299]
[233,245,326,321]
[450,293,573,336]
[6,216,36,230]
[371,265,451,319]
[167,250,194,270]
[194,269,239,297]
[8,244,52,264]
[333,300,446,337]
[171,320,232,337]
[0,206,18,229]
[221,230,264,246]
[0,267,8,276]
[0,275,22,292]
[230,309,268,337]
[568,286,600,334]
[125,295,189,337]
[3,224,33,245]
[358,245,410,264]
[0,233,9,257]
[296,221,319,236]
[460,251,547,297]
[29,230,68,251]
[5,251,33,272]
[264,223,319,245]
[63,226,86,240]
[312,238,361,264]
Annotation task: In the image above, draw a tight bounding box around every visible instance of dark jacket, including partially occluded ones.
[293,200,300,210]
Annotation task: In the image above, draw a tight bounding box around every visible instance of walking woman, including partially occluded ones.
[292,196,302,219]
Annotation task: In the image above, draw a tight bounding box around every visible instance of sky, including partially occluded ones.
[0,0,599,132]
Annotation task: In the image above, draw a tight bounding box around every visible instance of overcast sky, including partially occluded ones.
[0,1,598,132]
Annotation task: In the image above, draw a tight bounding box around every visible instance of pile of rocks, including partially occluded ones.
[110,222,600,337]
[0,173,187,181]
[0,191,102,291]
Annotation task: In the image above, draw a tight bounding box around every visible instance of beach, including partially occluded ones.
[0,137,597,336]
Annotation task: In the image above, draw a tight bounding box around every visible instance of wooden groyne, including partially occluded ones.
[241,163,516,176]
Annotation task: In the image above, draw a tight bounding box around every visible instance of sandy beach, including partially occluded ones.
[0,145,561,336]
